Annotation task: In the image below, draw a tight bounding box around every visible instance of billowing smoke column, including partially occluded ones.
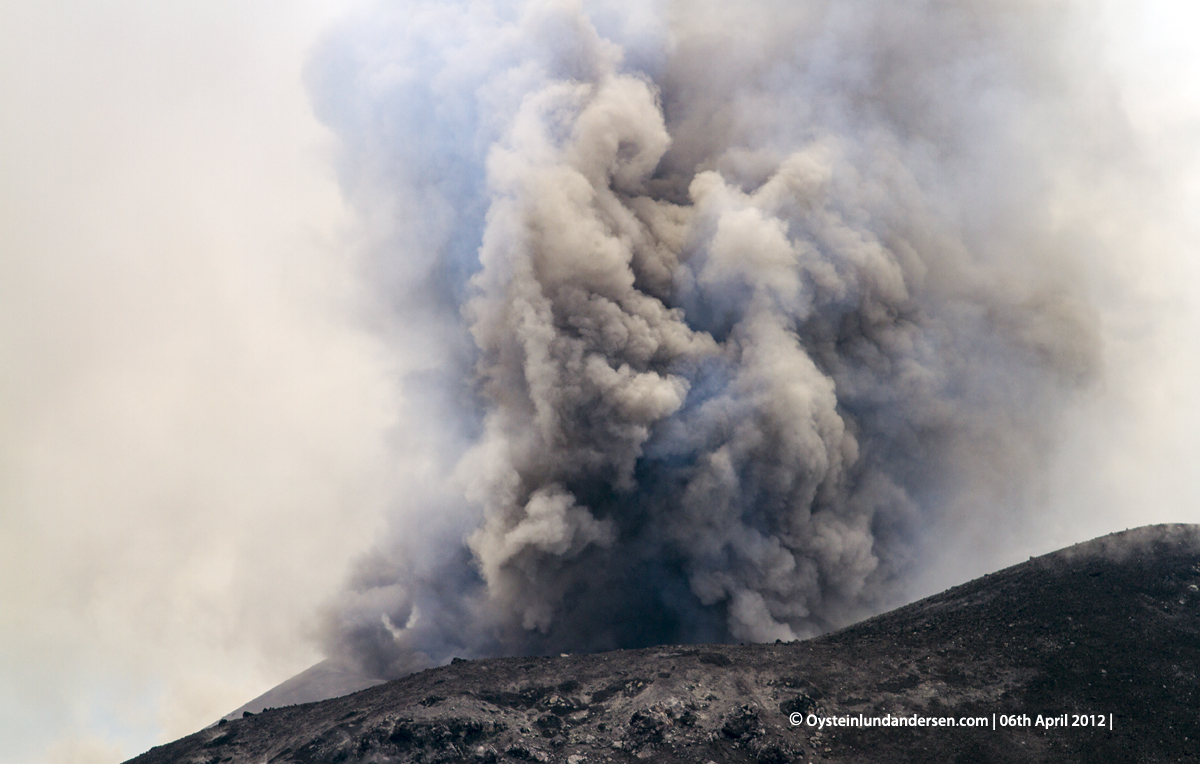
[311,0,1105,678]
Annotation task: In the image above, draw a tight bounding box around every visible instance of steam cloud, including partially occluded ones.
[312,0,1111,678]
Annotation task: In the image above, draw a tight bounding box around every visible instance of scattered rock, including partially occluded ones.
[720,704,762,740]
[121,526,1200,764]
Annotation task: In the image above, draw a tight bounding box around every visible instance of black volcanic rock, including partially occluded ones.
[126,524,1200,763]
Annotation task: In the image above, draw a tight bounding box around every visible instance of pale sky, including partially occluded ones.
[0,3,395,762]
[1,2,1197,763]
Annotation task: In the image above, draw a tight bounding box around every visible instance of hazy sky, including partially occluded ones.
[1,2,1197,763]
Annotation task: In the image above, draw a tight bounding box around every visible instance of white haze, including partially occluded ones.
[0,2,395,763]
[0,1,1197,763]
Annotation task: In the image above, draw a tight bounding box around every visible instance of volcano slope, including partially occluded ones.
[127,524,1200,763]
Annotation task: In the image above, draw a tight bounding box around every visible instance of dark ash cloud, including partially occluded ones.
[310,0,1110,678]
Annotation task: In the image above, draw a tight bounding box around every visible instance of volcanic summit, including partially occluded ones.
[125,524,1200,763]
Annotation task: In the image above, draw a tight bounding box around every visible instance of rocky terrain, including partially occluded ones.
[126,524,1200,763]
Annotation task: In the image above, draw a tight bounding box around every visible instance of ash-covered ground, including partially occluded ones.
[126,525,1200,763]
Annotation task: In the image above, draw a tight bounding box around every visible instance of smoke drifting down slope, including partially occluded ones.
[313,0,1109,679]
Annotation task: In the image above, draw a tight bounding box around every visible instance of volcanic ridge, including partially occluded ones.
[126,524,1200,763]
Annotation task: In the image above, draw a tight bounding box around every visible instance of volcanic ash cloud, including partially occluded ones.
[312,0,1106,678]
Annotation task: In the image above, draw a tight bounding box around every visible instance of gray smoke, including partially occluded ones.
[310,0,1112,678]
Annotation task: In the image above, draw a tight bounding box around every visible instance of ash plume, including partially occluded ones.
[311,0,1110,679]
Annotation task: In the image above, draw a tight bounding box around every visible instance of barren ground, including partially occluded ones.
[126,524,1200,763]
